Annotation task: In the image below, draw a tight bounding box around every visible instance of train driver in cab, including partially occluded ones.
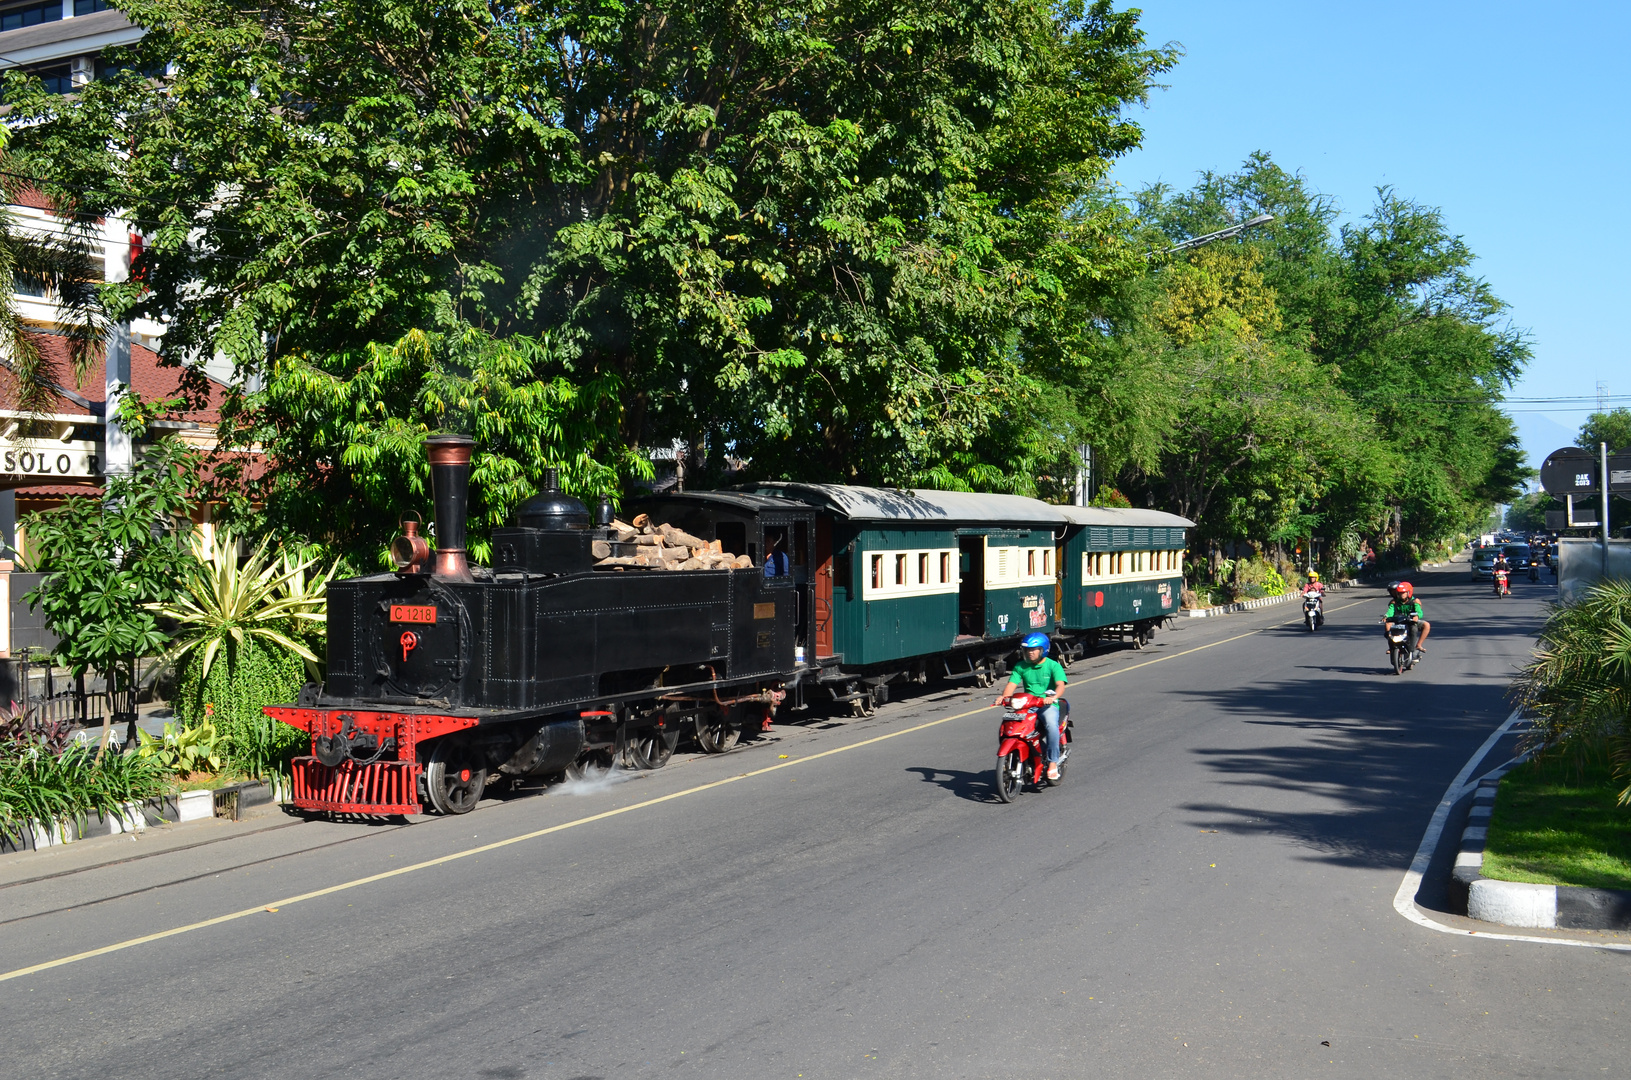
[995,633,1068,780]
[764,534,791,578]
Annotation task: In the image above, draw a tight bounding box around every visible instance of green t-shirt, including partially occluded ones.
[1008,657,1068,697]
[1385,599,1424,620]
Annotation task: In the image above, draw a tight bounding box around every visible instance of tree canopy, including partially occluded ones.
[10,0,1175,564]
[1078,154,1531,563]
[7,7,1531,571]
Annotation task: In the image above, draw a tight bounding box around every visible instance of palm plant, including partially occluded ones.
[147,528,335,779]
[0,129,108,414]
[148,528,333,683]
[1511,579,1631,802]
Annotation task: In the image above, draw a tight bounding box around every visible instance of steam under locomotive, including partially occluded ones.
[268,435,1192,817]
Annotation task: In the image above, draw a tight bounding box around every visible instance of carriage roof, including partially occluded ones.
[742,483,1068,525]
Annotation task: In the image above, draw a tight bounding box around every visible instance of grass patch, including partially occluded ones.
[1483,753,1631,892]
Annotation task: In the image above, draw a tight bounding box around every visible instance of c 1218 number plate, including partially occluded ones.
[390,604,437,624]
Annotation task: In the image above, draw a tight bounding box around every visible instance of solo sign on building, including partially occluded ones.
[0,438,101,480]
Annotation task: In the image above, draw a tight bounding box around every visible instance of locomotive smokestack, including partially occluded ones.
[425,434,475,581]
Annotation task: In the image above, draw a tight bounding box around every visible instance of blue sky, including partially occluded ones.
[1108,1,1630,470]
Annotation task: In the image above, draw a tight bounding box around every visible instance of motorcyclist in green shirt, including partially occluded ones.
[995,632,1068,780]
[1383,580,1431,655]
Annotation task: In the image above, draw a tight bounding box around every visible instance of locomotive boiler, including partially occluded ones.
[267,435,805,816]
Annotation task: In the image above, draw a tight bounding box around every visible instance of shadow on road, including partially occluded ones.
[905,765,997,804]
[1166,565,1549,870]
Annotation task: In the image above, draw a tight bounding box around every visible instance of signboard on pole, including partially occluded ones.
[1541,445,1631,495]
[1540,446,1597,497]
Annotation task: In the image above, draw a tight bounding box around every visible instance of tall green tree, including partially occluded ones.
[1578,409,1631,533]
[1580,409,1631,454]
[1113,155,1529,562]
[9,0,1174,561]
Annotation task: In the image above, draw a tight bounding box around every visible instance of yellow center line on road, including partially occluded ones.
[0,591,1380,984]
[1075,596,1374,683]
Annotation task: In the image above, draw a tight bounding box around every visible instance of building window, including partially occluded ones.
[870,554,882,590]
[17,62,72,94]
[12,273,47,298]
[940,552,950,583]
[75,0,112,14]
[1,2,63,32]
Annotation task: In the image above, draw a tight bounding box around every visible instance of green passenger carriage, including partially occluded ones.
[1054,505,1194,658]
[745,485,1068,710]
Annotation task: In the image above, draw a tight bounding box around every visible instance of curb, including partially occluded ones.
[0,780,274,855]
[1179,578,1366,619]
[1451,774,1631,931]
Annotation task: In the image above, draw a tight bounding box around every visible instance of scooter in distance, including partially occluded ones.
[1493,568,1511,597]
[993,693,1071,803]
[1302,590,1325,631]
[1528,562,1540,583]
[1386,614,1422,675]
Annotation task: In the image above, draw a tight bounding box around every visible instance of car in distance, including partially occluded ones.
[1472,543,1532,579]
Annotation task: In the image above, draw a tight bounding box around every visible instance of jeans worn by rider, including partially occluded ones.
[1005,656,1068,764]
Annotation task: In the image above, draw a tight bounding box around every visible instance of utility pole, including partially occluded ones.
[1073,444,1092,506]
[1603,441,1612,578]
[102,218,133,486]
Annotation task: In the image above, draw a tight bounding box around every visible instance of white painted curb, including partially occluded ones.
[1180,578,1366,619]
[176,789,215,823]
[1469,879,1557,928]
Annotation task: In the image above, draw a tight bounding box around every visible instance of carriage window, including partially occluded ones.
[871,555,882,589]
[1027,550,1036,576]
[918,553,929,584]
[940,552,951,583]
[895,554,907,585]
[1043,550,1051,576]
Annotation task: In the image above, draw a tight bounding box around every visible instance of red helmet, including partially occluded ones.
[1390,581,1414,601]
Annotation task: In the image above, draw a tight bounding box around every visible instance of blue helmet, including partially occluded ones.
[1021,632,1050,651]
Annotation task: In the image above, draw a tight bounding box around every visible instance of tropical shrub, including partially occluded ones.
[1230,557,1287,600]
[0,739,168,836]
[148,529,332,778]
[22,440,200,754]
[173,643,309,779]
[134,720,224,777]
[1511,580,1631,804]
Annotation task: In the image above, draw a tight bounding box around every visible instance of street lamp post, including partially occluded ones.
[1165,213,1276,254]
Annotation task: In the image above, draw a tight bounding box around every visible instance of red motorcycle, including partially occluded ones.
[1493,567,1510,597]
[993,693,1072,803]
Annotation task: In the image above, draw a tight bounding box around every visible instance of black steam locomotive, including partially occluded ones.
[268,436,804,816]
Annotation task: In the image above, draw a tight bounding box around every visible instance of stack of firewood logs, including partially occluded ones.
[592,514,757,570]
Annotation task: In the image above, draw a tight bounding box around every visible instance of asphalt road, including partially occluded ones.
[3,563,1625,1079]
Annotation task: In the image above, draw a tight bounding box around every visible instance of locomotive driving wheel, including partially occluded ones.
[694,707,740,753]
[626,727,680,770]
[424,737,487,815]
